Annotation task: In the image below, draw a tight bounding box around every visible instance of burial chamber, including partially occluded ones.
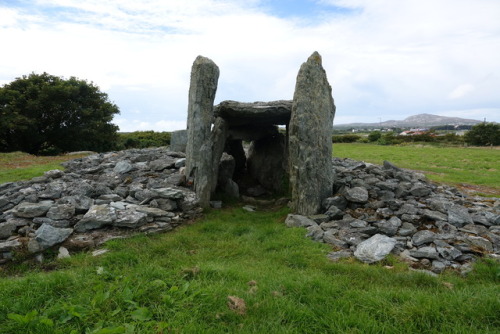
[183,52,336,215]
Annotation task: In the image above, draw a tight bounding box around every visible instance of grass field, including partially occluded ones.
[1,207,499,333]
[333,143,500,195]
[0,152,90,184]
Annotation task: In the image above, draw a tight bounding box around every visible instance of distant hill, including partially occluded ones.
[334,113,482,129]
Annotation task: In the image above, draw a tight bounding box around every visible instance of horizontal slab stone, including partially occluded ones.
[214,100,292,126]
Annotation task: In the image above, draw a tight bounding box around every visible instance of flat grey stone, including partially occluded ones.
[412,230,436,246]
[285,214,316,228]
[74,204,117,232]
[410,246,439,259]
[13,201,53,218]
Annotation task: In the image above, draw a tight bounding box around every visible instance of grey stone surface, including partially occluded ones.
[185,55,220,208]
[375,216,402,236]
[354,234,397,263]
[0,221,17,239]
[74,204,117,232]
[447,205,473,227]
[46,204,75,220]
[289,52,335,215]
[412,230,436,246]
[344,187,369,204]
[13,201,53,218]
[170,130,188,152]
[410,246,439,259]
[34,223,73,251]
[214,100,292,126]
[114,210,148,228]
[247,133,287,193]
[114,160,133,174]
[285,214,317,228]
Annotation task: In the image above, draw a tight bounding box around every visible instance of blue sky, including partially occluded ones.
[1,0,499,131]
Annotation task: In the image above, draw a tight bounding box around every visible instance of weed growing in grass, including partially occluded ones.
[1,206,499,333]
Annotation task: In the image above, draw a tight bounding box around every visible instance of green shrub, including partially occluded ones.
[332,134,361,143]
[368,131,382,142]
[464,123,500,146]
[117,131,171,149]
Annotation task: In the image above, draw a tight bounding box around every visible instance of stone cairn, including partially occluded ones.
[0,148,200,264]
[285,159,499,274]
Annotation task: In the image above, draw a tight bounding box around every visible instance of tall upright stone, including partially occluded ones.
[289,51,336,215]
[185,56,220,207]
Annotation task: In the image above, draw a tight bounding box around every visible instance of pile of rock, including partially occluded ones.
[285,158,499,274]
[0,147,201,264]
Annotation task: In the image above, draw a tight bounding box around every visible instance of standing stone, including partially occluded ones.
[185,56,220,208]
[289,51,335,215]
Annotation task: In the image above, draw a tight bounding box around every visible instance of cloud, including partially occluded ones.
[448,84,475,99]
[1,0,499,130]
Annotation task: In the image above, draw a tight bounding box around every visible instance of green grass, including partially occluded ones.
[1,207,499,333]
[333,143,500,194]
[0,152,89,184]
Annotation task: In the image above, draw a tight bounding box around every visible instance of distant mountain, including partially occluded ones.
[333,113,483,129]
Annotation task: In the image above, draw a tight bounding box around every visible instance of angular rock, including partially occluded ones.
[149,158,176,171]
[74,204,117,232]
[0,222,18,239]
[322,196,347,211]
[422,209,448,222]
[154,188,185,200]
[447,205,473,228]
[412,230,436,246]
[289,51,335,215]
[435,240,462,260]
[13,201,53,218]
[323,230,349,248]
[46,204,75,220]
[344,187,369,204]
[410,246,439,259]
[306,224,324,241]
[375,216,402,236]
[114,210,148,228]
[285,214,317,228]
[325,205,344,220]
[113,160,133,174]
[34,223,73,251]
[398,222,417,236]
[410,184,431,197]
[465,236,493,252]
[354,234,397,263]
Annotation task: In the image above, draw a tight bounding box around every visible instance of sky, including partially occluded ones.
[1,0,499,131]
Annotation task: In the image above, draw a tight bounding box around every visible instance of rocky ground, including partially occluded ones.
[286,158,499,275]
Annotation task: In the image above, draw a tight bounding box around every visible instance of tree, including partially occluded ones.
[368,131,381,142]
[464,123,500,146]
[0,72,120,154]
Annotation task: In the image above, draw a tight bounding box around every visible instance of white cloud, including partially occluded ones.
[1,0,499,129]
[448,84,475,100]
